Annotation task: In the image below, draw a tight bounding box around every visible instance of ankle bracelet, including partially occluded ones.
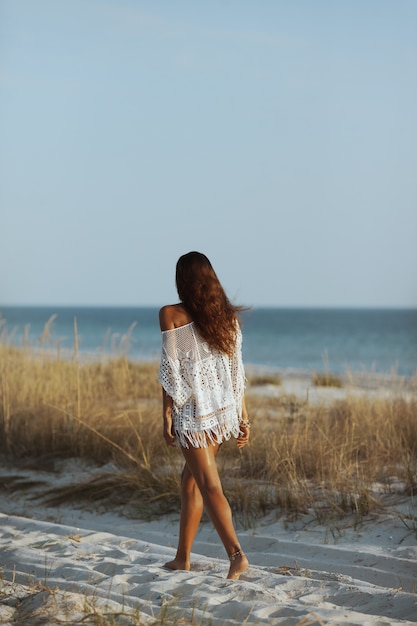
[229,550,243,562]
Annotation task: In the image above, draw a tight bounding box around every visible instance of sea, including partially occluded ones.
[1,306,416,377]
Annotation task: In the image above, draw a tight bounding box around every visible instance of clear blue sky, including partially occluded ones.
[1,0,416,307]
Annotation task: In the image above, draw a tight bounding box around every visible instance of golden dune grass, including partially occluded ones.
[1,338,416,524]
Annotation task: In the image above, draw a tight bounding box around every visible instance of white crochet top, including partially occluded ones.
[158,321,245,448]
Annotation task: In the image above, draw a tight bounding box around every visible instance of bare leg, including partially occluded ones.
[181,443,248,580]
[164,464,204,571]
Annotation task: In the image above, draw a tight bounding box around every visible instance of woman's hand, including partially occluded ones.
[236,423,250,449]
[163,416,176,447]
[162,389,176,446]
[237,397,250,448]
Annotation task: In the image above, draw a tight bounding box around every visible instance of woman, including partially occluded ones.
[158,251,250,580]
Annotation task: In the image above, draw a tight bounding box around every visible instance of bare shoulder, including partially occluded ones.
[159,305,176,331]
[159,304,192,331]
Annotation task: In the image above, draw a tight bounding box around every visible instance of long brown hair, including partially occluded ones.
[176,251,243,355]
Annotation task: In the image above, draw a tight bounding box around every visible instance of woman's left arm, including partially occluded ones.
[237,396,250,449]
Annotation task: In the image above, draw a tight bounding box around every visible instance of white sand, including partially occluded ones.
[1,455,416,625]
[246,368,417,405]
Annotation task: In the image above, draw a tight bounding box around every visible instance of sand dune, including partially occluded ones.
[1,462,416,626]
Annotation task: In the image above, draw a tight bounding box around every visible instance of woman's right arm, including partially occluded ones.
[159,305,175,331]
[159,305,177,446]
[162,388,176,447]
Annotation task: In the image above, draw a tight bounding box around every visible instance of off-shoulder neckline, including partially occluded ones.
[161,321,195,334]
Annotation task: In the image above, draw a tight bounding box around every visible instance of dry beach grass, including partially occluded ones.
[1,328,417,625]
[1,336,416,524]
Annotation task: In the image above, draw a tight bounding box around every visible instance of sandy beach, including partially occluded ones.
[1,506,416,625]
[246,367,417,405]
[1,371,417,626]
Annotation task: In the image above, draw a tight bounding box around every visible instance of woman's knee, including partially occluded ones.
[198,480,224,502]
[181,446,223,497]
[181,466,201,497]
[182,464,223,500]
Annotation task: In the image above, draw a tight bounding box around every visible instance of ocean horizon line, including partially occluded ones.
[2,306,416,376]
[2,304,417,312]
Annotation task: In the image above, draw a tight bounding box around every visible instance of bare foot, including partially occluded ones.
[163,558,191,571]
[227,551,248,580]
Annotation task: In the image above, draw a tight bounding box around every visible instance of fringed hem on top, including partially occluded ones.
[173,412,241,449]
